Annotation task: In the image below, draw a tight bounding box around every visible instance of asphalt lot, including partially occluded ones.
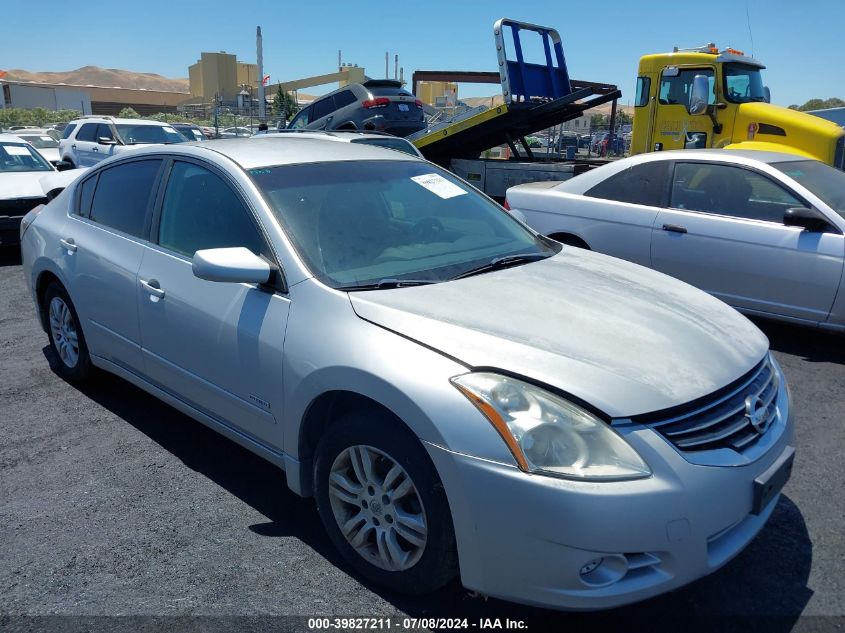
[1,248,843,632]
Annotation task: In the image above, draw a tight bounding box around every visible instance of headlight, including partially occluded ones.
[451,373,650,480]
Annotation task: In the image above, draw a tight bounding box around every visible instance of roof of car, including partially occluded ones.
[0,133,30,143]
[651,148,811,164]
[70,117,174,126]
[107,136,423,169]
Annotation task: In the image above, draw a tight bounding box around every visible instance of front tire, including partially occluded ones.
[44,281,92,382]
[314,412,458,593]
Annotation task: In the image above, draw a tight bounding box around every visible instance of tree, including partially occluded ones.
[787,97,845,112]
[272,85,299,121]
[118,107,141,119]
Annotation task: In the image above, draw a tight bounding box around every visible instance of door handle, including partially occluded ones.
[662,223,688,234]
[59,238,77,253]
[71,144,76,149]
[92,147,99,152]
[139,278,165,300]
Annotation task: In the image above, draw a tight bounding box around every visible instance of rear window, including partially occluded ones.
[585,161,670,207]
[350,138,420,157]
[115,124,186,144]
[369,86,414,97]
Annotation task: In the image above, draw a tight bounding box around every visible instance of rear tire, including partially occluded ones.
[314,412,458,594]
[43,281,92,382]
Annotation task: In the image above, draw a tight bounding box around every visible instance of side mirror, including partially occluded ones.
[688,75,709,115]
[192,247,272,284]
[55,160,74,172]
[783,207,830,232]
[763,86,771,103]
[98,137,117,145]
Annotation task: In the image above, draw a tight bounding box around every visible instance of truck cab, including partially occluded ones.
[631,44,845,169]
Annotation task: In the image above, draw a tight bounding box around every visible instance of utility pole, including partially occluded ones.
[385,52,389,79]
[394,55,398,80]
[257,26,266,122]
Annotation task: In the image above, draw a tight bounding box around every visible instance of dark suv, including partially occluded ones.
[288,80,425,137]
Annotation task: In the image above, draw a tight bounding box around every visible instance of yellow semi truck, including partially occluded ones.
[631,44,845,169]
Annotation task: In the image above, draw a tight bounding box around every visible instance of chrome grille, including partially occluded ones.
[647,357,779,453]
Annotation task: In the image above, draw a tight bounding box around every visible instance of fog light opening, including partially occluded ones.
[578,554,628,587]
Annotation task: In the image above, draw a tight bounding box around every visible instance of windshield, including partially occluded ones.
[774,160,845,219]
[18,135,59,149]
[723,63,768,103]
[174,126,206,141]
[350,138,420,157]
[115,124,187,144]
[249,160,557,289]
[0,142,53,172]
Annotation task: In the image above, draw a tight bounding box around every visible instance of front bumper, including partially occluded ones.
[425,386,794,611]
[0,214,24,246]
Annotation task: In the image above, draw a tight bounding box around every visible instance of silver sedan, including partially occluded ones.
[506,149,845,332]
[21,138,794,610]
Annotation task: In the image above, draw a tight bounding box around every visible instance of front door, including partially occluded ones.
[653,66,715,151]
[651,161,845,322]
[136,159,289,446]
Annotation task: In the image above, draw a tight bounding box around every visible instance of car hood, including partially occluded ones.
[0,171,54,200]
[349,249,769,418]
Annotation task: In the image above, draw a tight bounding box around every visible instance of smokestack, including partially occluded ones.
[399,67,404,85]
[338,50,342,70]
[385,52,389,79]
[256,26,266,121]
[394,54,398,80]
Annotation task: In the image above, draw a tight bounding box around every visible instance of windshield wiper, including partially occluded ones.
[342,278,437,291]
[449,253,551,281]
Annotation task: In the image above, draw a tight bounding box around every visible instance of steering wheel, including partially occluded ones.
[411,217,445,241]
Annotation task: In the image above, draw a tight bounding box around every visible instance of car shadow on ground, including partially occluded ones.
[46,347,814,631]
[750,317,844,364]
[0,248,22,267]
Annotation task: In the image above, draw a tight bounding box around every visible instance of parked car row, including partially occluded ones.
[19,135,795,611]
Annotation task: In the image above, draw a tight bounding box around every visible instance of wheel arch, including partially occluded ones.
[548,231,591,249]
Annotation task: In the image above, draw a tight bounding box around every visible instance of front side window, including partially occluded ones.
[659,68,715,107]
[249,160,557,288]
[634,76,651,107]
[96,124,115,142]
[158,161,266,258]
[289,107,310,129]
[670,162,803,222]
[115,124,185,145]
[723,63,767,104]
[75,123,99,142]
[585,160,670,207]
[89,159,162,237]
[0,142,52,172]
[774,160,845,219]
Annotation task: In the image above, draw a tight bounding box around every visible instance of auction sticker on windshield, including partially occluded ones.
[411,173,467,199]
[4,146,30,156]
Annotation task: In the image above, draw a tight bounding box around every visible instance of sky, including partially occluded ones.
[2,0,844,108]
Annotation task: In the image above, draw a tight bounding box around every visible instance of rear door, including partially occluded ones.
[72,123,100,166]
[61,158,163,371]
[651,160,845,322]
[136,158,289,445]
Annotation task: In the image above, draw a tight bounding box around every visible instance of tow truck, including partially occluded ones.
[631,44,845,169]
[407,19,622,199]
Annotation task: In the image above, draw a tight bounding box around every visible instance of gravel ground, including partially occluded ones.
[1,249,843,632]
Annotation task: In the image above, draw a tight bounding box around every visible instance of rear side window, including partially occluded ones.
[311,98,335,121]
[75,123,98,142]
[333,90,357,109]
[585,161,670,206]
[89,159,162,237]
[61,123,77,140]
[77,174,97,216]
[157,161,267,258]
